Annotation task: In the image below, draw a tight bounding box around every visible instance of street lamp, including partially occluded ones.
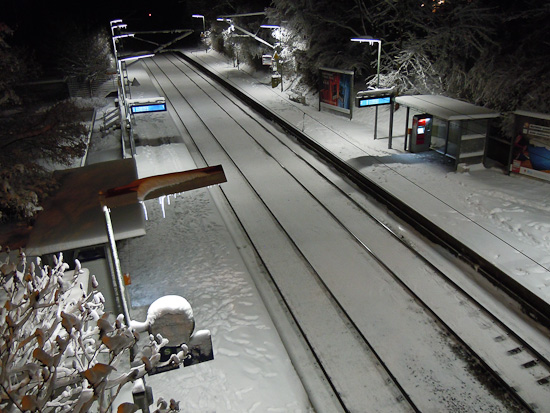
[192,14,206,32]
[351,36,383,139]
[350,36,381,88]
[192,14,208,52]
[110,19,123,33]
[260,24,284,91]
[117,53,155,155]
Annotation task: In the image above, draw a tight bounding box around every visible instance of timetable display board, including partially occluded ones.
[130,103,167,114]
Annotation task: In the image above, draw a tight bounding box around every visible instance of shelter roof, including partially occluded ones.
[23,158,145,256]
[395,95,500,121]
[514,110,550,121]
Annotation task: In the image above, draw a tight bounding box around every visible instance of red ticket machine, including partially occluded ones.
[410,114,433,153]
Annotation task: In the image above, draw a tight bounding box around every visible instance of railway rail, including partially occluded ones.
[137,52,550,412]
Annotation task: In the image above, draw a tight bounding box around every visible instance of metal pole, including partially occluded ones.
[280,61,283,92]
[374,107,378,140]
[404,107,410,151]
[102,205,132,327]
[374,41,381,140]
[388,97,394,149]
[376,41,381,88]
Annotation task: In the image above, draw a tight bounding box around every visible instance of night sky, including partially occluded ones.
[3,0,190,69]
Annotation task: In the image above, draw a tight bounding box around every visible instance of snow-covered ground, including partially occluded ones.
[98,49,550,411]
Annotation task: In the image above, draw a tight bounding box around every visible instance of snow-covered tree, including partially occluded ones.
[0,24,88,225]
[55,26,114,90]
[265,0,550,114]
[0,248,184,412]
[0,100,88,225]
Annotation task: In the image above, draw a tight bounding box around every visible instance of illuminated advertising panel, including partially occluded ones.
[319,67,354,116]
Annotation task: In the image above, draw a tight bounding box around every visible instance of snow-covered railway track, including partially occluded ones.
[140,53,550,412]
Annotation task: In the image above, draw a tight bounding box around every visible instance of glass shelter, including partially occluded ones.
[395,95,500,169]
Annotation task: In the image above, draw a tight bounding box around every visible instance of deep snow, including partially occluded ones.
[90,49,550,411]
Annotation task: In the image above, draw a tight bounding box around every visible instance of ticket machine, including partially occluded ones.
[410,114,433,152]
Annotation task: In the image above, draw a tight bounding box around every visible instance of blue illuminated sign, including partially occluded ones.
[131,103,167,114]
[358,96,391,107]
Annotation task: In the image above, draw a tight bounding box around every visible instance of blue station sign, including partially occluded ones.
[357,96,391,107]
[130,103,167,114]
[355,87,396,108]
[127,97,167,114]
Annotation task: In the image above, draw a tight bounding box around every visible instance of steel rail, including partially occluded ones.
[144,53,548,411]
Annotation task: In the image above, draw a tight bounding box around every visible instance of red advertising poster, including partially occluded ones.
[319,68,354,116]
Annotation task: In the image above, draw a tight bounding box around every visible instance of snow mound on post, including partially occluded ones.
[146,295,194,323]
[143,295,196,344]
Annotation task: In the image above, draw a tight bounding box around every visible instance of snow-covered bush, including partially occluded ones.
[0,248,183,412]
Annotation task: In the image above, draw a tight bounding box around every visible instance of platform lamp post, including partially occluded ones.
[116,53,154,156]
[111,31,134,154]
[260,25,284,91]
[351,36,382,139]
[99,165,227,327]
[110,21,129,72]
[192,14,205,32]
[110,19,125,35]
[192,14,208,52]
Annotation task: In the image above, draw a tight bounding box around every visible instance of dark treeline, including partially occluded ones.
[200,0,549,114]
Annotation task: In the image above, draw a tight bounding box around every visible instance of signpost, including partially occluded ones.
[127,97,167,114]
[130,103,167,114]
[356,96,391,107]
[355,87,397,148]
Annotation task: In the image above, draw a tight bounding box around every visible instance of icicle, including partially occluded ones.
[140,201,148,220]
[166,195,171,205]
[159,195,166,218]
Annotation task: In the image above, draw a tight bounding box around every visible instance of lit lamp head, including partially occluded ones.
[113,33,134,42]
[118,53,155,62]
[192,14,205,30]
[350,36,381,46]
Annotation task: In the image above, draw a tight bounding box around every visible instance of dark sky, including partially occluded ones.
[3,0,191,70]
[3,0,190,40]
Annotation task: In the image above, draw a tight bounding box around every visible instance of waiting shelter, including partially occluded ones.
[394,95,500,168]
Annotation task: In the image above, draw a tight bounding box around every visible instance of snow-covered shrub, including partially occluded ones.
[0,248,183,412]
[368,49,445,95]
